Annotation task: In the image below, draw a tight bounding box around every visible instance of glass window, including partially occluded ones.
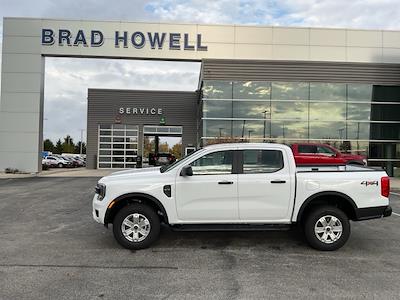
[126,131,138,136]
[298,145,317,153]
[370,104,400,121]
[243,150,284,173]
[233,81,271,99]
[99,163,111,168]
[113,131,124,136]
[271,121,308,139]
[233,101,270,119]
[190,150,233,175]
[99,157,111,162]
[347,103,371,120]
[99,124,111,129]
[348,84,373,102]
[99,143,111,149]
[271,82,309,100]
[372,85,400,103]
[346,122,370,140]
[309,102,346,121]
[99,130,111,136]
[203,120,232,137]
[100,137,111,142]
[271,101,308,120]
[309,122,346,139]
[203,100,232,118]
[113,137,125,143]
[202,81,232,99]
[113,124,125,129]
[370,123,400,140]
[232,120,266,139]
[310,83,346,101]
[317,146,336,156]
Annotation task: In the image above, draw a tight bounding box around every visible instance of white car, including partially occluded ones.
[92,143,392,251]
[43,156,71,168]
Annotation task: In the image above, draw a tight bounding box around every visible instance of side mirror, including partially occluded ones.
[180,165,193,176]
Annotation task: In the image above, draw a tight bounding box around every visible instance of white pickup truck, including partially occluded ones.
[92,143,392,251]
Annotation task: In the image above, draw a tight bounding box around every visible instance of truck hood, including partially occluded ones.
[99,167,162,184]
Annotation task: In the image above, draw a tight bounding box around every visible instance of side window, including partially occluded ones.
[190,150,233,175]
[317,146,335,156]
[298,145,317,154]
[243,150,284,174]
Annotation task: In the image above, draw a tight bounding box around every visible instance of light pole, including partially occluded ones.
[248,130,253,141]
[218,127,224,138]
[80,129,86,155]
[263,110,268,142]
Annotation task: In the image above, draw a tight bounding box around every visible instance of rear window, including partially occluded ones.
[298,145,317,154]
[243,150,284,174]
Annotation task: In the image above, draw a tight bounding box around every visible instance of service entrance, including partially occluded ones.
[142,125,183,166]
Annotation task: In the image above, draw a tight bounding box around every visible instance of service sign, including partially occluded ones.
[41,28,208,51]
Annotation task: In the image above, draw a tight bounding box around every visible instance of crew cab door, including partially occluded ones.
[175,150,239,222]
[238,149,292,221]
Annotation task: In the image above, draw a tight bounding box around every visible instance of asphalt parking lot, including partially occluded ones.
[1,177,400,299]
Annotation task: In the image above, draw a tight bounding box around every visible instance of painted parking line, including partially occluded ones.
[390,192,400,196]
[393,212,400,217]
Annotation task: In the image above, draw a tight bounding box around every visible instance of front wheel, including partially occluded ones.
[304,206,350,251]
[58,163,63,168]
[113,203,160,250]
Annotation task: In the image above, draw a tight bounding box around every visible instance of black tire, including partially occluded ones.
[303,206,350,251]
[113,203,160,250]
[58,163,63,168]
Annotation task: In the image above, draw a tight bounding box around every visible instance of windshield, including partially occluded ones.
[160,148,203,173]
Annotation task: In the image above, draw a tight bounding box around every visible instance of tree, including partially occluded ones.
[54,139,63,154]
[62,135,75,153]
[171,143,182,159]
[43,139,54,152]
[74,142,86,154]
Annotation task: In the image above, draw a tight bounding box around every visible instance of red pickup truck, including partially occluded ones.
[291,143,367,166]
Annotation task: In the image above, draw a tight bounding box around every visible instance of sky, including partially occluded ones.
[1,0,400,143]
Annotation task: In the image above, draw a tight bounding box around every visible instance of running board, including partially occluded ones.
[170,223,292,232]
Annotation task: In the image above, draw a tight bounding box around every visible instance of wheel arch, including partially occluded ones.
[104,193,169,225]
[296,191,358,223]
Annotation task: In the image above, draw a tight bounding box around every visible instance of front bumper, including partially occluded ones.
[355,205,392,221]
[92,194,108,224]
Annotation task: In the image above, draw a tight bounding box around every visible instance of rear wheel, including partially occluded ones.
[58,163,63,168]
[304,206,350,251]
[113,203,160,250]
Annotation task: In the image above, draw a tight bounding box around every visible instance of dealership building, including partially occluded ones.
[1,18,400,174]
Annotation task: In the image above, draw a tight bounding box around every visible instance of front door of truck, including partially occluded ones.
[238,149,292,221]
[175,150,239,222]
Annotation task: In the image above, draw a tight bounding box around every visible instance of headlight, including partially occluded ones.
[95,183,106,200]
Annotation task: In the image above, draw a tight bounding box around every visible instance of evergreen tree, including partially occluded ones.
[55,139,63,154]
[43,139,55,152]
[74,142,87,154]
[62,135,75,153]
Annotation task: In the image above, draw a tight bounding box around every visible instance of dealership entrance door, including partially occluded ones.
[143,125,183,166]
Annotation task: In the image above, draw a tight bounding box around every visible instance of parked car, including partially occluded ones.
[43,156,72,168]
[149,152,176,166]
[92,143,391,251]
[291,143,367,166]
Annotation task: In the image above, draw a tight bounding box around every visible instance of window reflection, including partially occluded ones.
[233,81,271,99]
[309,102,346,121]
[272,101,308,120]
[233,101,270,118]
[232,120,266,139]
[347,103,371,120]
[271,121,308,139]
[310,83,346,101]
[271,82,308,100]
[202,81,232,99]
[203,120,232,137]
[346,122,370,140]
[348,84,373,102]
[309,122,346,139]
[203,100,232,118]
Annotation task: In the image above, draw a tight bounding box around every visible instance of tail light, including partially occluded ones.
[381,176,390,197]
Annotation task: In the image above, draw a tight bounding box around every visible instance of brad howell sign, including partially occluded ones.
[119,107,163,115]
[41,29,208,51]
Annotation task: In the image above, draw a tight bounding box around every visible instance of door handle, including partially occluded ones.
[270,180,286,184]
[218,181,233,185]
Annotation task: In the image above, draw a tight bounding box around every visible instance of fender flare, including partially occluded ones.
[296,191,358,222]
[104,192,169,224]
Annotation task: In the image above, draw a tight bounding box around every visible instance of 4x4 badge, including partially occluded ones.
[361,181,378,186]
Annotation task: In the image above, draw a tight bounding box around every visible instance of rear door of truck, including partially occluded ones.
[237,146,294,222]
